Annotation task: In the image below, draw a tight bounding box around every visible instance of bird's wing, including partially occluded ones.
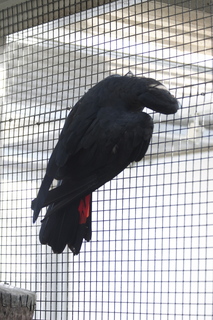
[33,108,153,222]
[32,97,100,220]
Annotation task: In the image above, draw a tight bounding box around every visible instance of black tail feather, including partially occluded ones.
[39,201,79,253]
[68,223,86,255]
[39,196,92,255]
[84,211,92,242]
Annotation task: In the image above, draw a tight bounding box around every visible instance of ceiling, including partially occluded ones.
[0,0,212,12]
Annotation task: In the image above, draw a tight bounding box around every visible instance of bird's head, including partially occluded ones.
[99,75,180,115]
[135,77,180,115]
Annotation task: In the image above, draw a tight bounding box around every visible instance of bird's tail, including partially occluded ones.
[39,194,92,255]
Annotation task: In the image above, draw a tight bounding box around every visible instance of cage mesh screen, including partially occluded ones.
[0,0,213,319]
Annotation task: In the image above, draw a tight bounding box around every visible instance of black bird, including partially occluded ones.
[32,74,179,255]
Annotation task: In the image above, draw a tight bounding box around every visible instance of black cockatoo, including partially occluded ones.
[32,74,179,255]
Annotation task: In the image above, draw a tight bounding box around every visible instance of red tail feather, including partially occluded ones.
[78,194,91,224]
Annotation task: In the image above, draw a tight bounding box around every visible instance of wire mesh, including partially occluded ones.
[0,0,212,319]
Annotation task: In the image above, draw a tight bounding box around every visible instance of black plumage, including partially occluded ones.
[32,74,179,255]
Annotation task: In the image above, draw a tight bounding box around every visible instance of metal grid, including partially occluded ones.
[0,0,212,319]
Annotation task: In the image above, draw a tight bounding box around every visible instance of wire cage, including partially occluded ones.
[0,0,212,319]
